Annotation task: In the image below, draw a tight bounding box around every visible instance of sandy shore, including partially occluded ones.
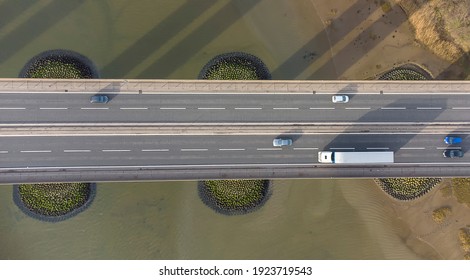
[309,0,463,79]
[382,180,470,260]
[306,0,470,259]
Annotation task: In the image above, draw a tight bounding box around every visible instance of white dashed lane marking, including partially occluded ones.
[64,150,91,153]
[81,108,109,110]
[120,107,148,110]
[234,107,262,110]
[380,107,406,110]
[39,108,68,110]
[197,108,225,110]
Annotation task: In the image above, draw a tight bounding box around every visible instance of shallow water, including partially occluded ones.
[0,0,336,79]
[0,0,441,259]
[0,180,440,259]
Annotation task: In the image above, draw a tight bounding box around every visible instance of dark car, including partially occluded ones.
[90,95,109,104]
[444,136,462,145]
[443,149,463,158]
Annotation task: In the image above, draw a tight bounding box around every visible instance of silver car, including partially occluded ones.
[332,95,349,103]
[273,138,293,147]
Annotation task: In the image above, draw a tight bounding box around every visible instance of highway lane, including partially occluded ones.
[0,134,468,168]
[1,93,470,123]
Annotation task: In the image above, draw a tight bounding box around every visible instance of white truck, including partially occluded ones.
[318,151,394,164]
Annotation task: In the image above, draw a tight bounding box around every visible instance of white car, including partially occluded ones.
[273,138,293,147]
[332,95,349,103]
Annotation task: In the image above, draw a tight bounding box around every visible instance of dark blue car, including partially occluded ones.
[444,136,462,145]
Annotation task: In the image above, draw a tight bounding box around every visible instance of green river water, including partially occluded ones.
[0,180,439,259]
[0,0,440,259]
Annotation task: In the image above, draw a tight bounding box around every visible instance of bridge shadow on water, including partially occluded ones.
[101,1,216,78]
[271,1,469,80]
[136,0,260,79]
[0,1,83,65]
[101,0,260,79]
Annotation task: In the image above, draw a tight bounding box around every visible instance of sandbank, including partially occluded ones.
[382,180,470,259]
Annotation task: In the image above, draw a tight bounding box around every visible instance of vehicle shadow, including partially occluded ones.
[321,97,448,163]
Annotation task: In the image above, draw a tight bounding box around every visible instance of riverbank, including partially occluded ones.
[309,0,465,79]
[381,179,470,259]
[306,0,470,259]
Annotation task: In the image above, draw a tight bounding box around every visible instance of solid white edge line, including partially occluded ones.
[315,92,380,95]
[3,90,470,95]
[3,132,470,137]
[2,121,470,126]
[383,92,470,95]
[7,162,470,172]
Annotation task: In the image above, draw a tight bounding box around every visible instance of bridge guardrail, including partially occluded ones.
[2,78,470,94]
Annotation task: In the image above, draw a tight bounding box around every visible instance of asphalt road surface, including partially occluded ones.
[0,93,470,123]
[0,134,467,169]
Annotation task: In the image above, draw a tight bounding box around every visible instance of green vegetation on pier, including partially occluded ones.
[198,52,271,80]
[13,183,96,222]
[19,49,99,79]
[378,64,432,80]
[375,178,441,200]
[198,180,271,215]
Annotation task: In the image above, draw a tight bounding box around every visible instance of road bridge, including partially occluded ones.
[2,78,470,183]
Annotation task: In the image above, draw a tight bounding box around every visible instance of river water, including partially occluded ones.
[0,0,335,79]
[0,180,439,259]
[0,0,440,259]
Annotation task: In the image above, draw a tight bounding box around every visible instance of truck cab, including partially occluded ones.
[318,151,334,163]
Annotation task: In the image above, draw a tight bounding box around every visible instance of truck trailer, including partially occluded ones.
[318,151,394,164]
